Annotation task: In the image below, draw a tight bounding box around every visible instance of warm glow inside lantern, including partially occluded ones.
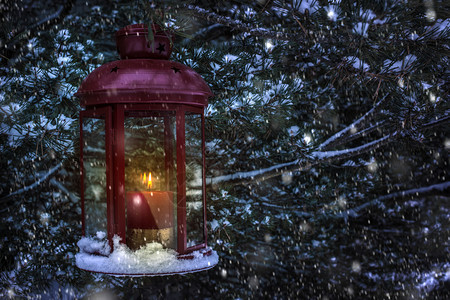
[74,24,217,275]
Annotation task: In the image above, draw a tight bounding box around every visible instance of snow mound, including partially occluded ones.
[77,233,111,256]
[75,235,218,276]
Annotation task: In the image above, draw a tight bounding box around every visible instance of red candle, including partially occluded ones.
[126,191,174,249]
[127,191,173,229]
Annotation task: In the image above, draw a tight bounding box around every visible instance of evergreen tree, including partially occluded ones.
[0,0,448,298]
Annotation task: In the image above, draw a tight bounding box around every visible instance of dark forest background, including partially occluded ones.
[0,0,449,298]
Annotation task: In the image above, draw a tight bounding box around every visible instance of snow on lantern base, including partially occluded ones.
[75,234,218,276]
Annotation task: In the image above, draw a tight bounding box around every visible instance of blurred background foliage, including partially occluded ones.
[0,0,448,298]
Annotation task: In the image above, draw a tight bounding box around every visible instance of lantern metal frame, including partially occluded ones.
[75,24,215,274]
[79,103,208,255]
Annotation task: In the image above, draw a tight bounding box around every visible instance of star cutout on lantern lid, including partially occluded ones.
[156,43,165,54]
[171,66,181,73]
[110,66,119,73]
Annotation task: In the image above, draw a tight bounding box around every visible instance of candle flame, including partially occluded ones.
[148,172,152,189]
[141,172,152,189]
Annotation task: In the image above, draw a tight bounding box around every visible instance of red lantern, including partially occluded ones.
[75,24,217,275]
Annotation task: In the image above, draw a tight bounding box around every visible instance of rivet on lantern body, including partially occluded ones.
[75,24,217,276]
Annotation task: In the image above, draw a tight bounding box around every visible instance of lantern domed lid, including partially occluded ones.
[75,24,212,107]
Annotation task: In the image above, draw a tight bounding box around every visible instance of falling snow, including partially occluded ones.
[0,0,448,298]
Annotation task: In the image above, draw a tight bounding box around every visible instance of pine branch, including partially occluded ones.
[206,92,447,187]
[421,115,450,130]
[191,24,230,41]
[208,161,298,185]
[338,181,450,219]
[208,132,398,185]
[0,163,63,203]
[184,5,300,41]
[318,94,389,151]
[338,120,387,146]
[311,132,397,161]
[49,178,79,203]
[376,181,450,201]
[2,0,75,60]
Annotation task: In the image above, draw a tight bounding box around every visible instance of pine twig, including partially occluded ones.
[292,14,308,37]
[373,78,383,100]
[184,5,300,41]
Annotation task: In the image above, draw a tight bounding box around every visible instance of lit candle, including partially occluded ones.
[126,171,174,250]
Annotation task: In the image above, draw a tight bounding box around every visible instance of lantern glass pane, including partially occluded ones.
[185,113,205,248]
[82,117,107,236]
[124,112,177,251]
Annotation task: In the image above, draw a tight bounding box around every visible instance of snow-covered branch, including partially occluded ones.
[208,161,298,185]
[208,132,398,185]
[421,115,450,130]
[50,178,79,203]
[208,102,446,186]
[325,120,387,150]
[311,132,396,161]
[377,181,450,202]
[318,94,389,151]
[185,5,299,41]
[0,162,63,203]
[339,181,450,219]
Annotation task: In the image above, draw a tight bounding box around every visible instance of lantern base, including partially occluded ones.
[77,262,216,277]
[75,236,218,276]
